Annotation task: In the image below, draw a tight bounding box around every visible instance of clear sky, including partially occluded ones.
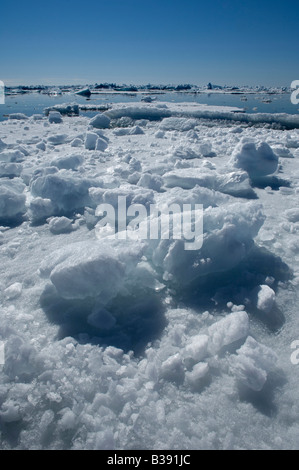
[1,0,298,87]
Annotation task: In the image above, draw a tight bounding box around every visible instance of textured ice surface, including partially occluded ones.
[0,102,298,450]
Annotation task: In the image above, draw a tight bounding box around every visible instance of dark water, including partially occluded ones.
[1,90,298,122]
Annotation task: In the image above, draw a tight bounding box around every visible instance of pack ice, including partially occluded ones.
[0,102,298,450]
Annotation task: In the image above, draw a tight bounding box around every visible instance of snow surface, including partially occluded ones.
[0,102,299,449]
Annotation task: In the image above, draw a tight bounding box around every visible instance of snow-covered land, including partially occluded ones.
[0,101,299,449]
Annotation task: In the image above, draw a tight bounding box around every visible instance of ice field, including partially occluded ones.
[0,101,299,449]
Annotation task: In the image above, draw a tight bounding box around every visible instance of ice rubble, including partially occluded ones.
[0,101,298,450]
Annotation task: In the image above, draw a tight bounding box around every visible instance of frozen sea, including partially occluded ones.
[0,97,299,449]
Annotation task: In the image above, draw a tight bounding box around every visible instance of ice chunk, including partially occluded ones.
[137,173,163,192]
[48,111,63,124]
[0,138,7,151]
[29,197,56,222]
[164,167,254,198]
[0,185,26,222]
[44,103,79,116]
[58,408,76,430]
[129,125,144,135]
[71,138,83,147]
[95,137,108,152]
[272,146,293,159]
[160,117,198,131]
[30,173,92,213]
[149,201,264,286]
[47,134,68,145]
[51,154,83,170]
[231,141,278,178]
[184,335,209,363]
[160,354,185,383]
[4,282,22,300]
[185,362,209,387]
[31,114,44,120]
[89,113,111,129]
[0,163,22,178]
[0,150,25,163]
[76,87,91,97]
[155,130,165,139]
[231,336,277,391]
[208,311,249,354]
[48,239,144,301]
[256,285,275,313]
[85,132,98,150]
[36,142,46,151]
[48,216,74,234]
[284,208,299,223]
[8,113,28,120]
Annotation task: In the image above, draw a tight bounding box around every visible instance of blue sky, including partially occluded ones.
[1,0,298,87]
